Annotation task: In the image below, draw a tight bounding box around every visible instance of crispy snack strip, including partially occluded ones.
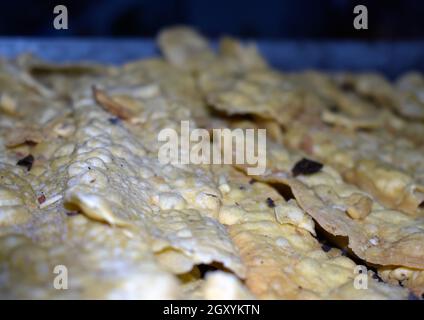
[158,29,424,215]
[60,97,246,277]
[285,124,424,216]
[230,139,424,270]
[0,215,180,299]
[378,266,424,298]
[335,72,424,121]
[0,62,247,297]
[157,27,424,282]
[1,25,423,299]
[215,166,407,299]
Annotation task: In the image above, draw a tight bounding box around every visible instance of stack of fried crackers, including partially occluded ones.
[0,27,423,299]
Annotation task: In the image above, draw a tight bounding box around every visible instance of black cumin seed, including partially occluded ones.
[16,154,34,171]
[249,179,256,185]
[372,273,383,283]
[329,105,340,113]
[419,201,424,209]
[321,244,332,252]
[266,197,275,208]
[239,185,245,190]
[66,211,81,217]
[108,117,120,125]
[291,158,323,177]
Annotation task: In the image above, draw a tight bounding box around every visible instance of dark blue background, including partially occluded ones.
[0,0,423,77]
[0,0,423,39]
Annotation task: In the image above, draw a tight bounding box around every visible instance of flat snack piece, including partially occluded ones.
[337,72,424,121]
[188,42,424,215]
[284,123,424,216]
[158,27,307,126]
[157,26,216,72]
[215,165,407,299]
[287,71,391,129]
[378,266,424,298]
[0,215,180,299]
[121,58,209,119]
[231,139,424,271]
[210,114,423,292]
[0,163,37,228]
[230,145,424,296]
[202,69,308,127]
[1,26,423,299]
[158,30,424,293]
[201,65,424,271]
[56,96,245,278]
[0,68,246,298]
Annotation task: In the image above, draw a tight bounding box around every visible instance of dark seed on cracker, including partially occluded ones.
[292,158,323,177]
[340,248,348,257]
[66,211,81,217]
[266,197,275,208]
[108,117,120,125]
[321,244,332,252]
[372,273,383,283]
[37,194,46,204]
[329,105,340,113]
[16,154,34,171]
[249,179,256,185]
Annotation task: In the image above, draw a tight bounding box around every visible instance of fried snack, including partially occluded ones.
[60,97,245,275]
[335,72,424,121]
[215,165,407,299]
[1,25,423,299]
[230,143,424,296]
[157,26,216,72]
[226,138,424,269]
[0,59,247,297]
[160,28,423,216]
[284,124,424,216]
[183,42,424,216]
[124,59,209,119]
[0,163,37,227]
[0,215,180,299]
[157,27,424,297]
[193,45,424,270]
[378,266,424,298]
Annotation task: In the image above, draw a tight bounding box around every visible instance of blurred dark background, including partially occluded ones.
[0,0,423,39]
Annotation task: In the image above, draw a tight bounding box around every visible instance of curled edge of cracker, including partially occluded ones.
[269,174,424,269]
[92,86,134,120]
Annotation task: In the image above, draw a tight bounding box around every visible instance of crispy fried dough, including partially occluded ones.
[215,165,407,299]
